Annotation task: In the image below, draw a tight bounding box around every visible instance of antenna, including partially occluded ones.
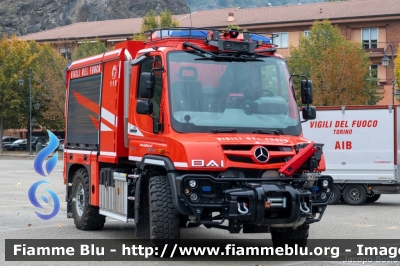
[189,1,193,28]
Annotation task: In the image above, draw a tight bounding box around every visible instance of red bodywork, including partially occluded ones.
[64,34,326,207]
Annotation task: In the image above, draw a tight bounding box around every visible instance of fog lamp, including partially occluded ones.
[320,192,327,200]
[190,193,199,201]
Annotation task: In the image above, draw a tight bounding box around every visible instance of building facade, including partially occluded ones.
[18,0,399,105]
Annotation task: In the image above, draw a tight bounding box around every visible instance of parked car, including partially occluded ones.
[2,136,20,147]
[58,139,64,151]
[6,139,27,151]
[42,138,64,151]
[31,136,47,150]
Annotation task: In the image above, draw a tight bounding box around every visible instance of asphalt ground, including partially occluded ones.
[0,156,400,266]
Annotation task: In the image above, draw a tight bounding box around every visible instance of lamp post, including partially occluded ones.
[18,69,40,155]
[382,43,396,105]
[395,88,400,102]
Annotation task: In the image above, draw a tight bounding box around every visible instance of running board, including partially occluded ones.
[99,209,134,223]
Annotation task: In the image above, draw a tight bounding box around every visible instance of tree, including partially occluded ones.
[159,9,179,28]
[71,38,107,60]
[133,9,180,41]
[394,43,400,91]
[33,42,68,131]
[0,35,67,153]
[227,24,242,31]
[287,20,382,106]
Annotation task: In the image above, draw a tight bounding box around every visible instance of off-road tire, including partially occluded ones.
[149,175,180,239]
[328,185,341,205]
[366,193,381,202]
[342,184,367,205]
[72,168,105,230]
[271,223,309,248]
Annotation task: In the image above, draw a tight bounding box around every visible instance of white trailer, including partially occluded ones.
[302,105,400,205]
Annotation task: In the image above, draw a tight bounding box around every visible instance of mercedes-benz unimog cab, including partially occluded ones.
[63,28,332,248]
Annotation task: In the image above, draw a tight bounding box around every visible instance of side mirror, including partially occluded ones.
[138,72,155,98]
[302,106,316,120]
[301,80,313,104]
[136,100,153,115]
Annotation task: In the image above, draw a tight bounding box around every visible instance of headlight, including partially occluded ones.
[189,180,197,188]
[322,180,329,188]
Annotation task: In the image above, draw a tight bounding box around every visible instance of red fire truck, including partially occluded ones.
[63,28,332,247]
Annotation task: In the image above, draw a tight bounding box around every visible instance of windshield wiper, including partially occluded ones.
[183,42,217,57]
[254,129,284,135]
[211,128,238,134]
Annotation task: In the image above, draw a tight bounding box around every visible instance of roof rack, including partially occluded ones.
[144,27,278,54]
[144,27,278,43]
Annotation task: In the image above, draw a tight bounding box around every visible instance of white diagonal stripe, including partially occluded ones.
[101,122,112,131]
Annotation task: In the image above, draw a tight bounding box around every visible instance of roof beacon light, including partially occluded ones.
[229,29,239,38]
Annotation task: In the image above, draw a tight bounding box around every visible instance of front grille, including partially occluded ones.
[222,145,288,151]
[223,145,294,165]
[268,157,290,163]
[226,155,253,163]
[222,145,252,151]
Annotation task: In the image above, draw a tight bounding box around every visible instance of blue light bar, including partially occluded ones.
[249,34,271,44]
[170,30,208,38]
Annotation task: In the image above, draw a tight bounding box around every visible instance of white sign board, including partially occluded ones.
[302,108,396,182]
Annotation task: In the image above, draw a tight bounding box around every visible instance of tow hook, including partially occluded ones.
[300,202,310,214]
[237,202,249,214]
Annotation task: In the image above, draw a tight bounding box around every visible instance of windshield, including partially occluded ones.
[167,51,301,135]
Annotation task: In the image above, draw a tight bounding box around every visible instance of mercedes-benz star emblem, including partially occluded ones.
[254,146,269,163]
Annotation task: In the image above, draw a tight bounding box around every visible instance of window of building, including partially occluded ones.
[272,32,288,48]
[362,28,378,49]
[60,48,71,60]
[304,31,311,38]
[369,64,378,79]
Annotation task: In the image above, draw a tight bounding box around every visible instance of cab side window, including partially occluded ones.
[137,57,154,99]
[137,56,163,120]
[152,56,163,120]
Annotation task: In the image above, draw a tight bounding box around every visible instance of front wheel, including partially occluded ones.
[271,223,309,248]
[342,184,367,205]
[71,168,105,230]
[149,175,180,239]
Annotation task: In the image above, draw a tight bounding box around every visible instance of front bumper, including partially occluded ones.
[171,173,332,226]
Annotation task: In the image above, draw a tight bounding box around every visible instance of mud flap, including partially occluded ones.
[134,176,150,238]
